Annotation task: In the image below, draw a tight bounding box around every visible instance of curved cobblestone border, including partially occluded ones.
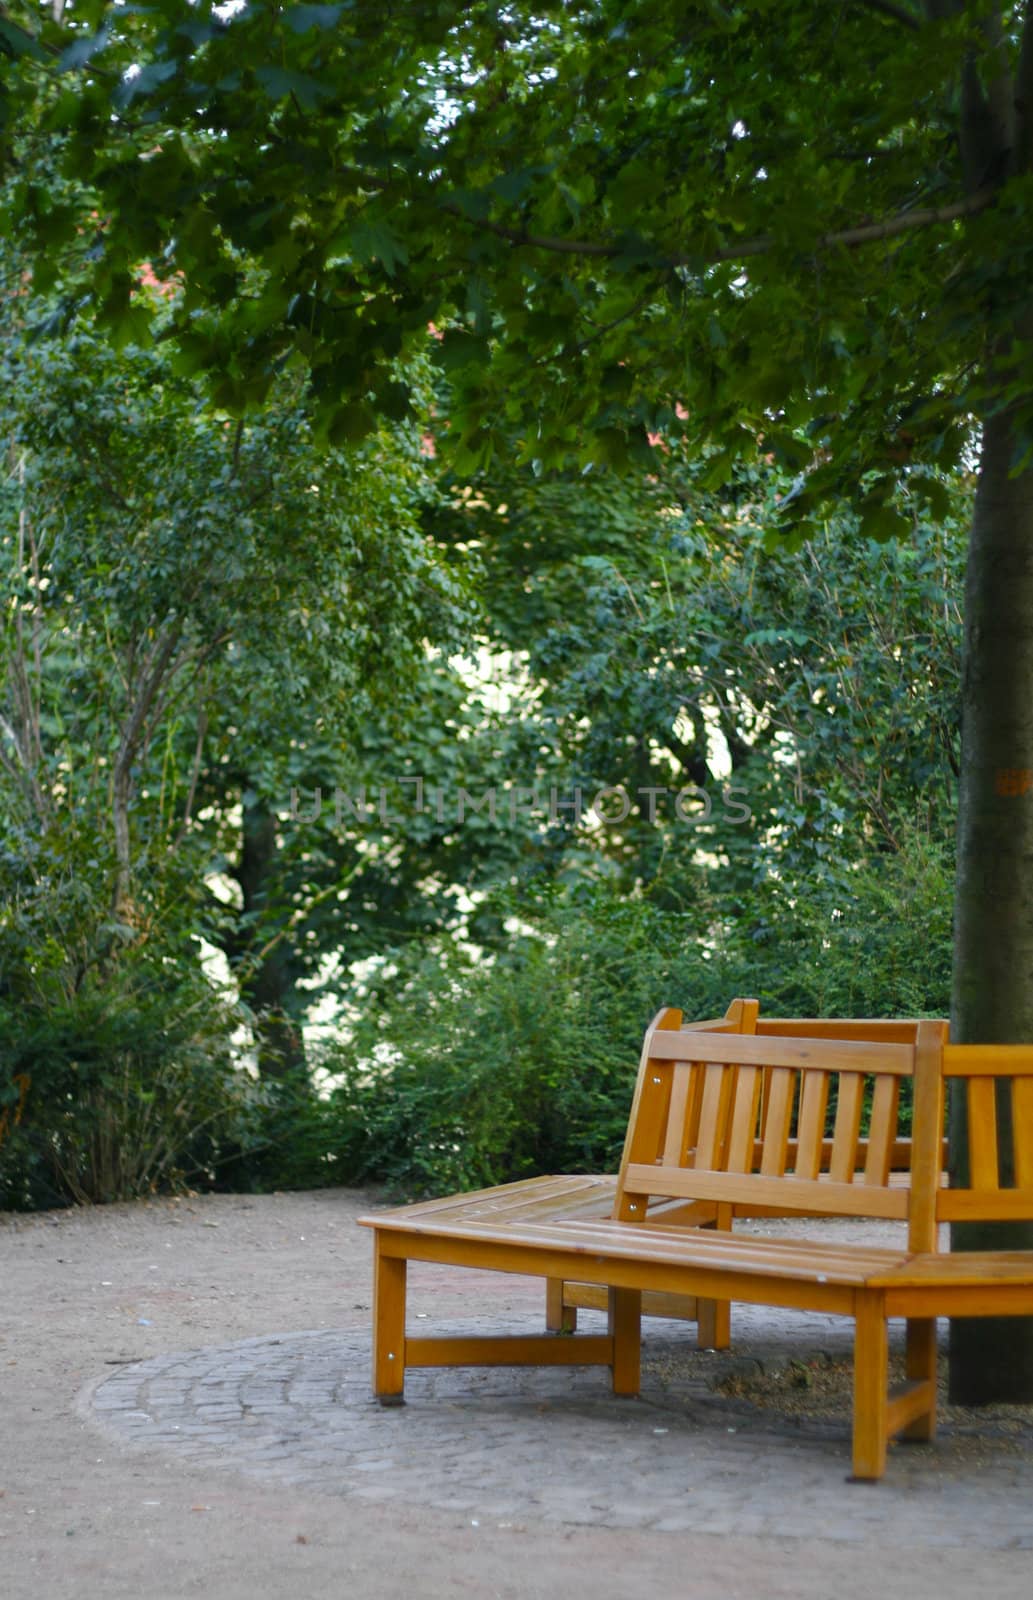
[85,1317,1033,1544]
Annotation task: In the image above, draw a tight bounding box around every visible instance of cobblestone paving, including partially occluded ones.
[87,1309,1033,1547]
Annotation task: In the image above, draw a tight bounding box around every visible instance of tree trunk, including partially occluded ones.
[234,795,307,1081]
[949,407,1033,1403]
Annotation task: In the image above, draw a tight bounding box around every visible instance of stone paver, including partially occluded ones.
[86,1307,1033,1548]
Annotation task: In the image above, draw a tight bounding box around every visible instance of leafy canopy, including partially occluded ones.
[3,2,1021,532]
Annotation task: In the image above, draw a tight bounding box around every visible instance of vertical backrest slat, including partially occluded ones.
[614,1007,683,1219]
[1013,1077,1033,1190]
[967,1077,1000,1191]
[694,1062,733,1169]
[725,1065,762,1172]
[794,1070,830,1179]
[829,1074,864,1183]
[759,1068,795,1176]
[684,1066,705,1165]
[907,1020,949,1252]
[863,1075,900,1186]
[662,1062,694,1167]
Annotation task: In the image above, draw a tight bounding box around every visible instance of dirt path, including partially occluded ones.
[2,1189,1031,1600]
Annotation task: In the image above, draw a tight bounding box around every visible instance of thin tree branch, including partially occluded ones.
[111,619,183,913]
[142,630,229,758]
[242,870,360,976]
[851,0,922,28]
[170,699,209,851]
[441,188,994,267]
[571,287,659,354]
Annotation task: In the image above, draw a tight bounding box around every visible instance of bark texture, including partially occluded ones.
[950,410,1033,1403]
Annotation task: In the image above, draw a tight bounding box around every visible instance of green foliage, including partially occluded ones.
[0,246,480,1205]
[2,1,1018,514]
[0,929,247,1210]
[202,1072,354,1197]
[731,819,955,1022]
[0,12,977,1210]
[427,450,965,907]
[330,823,952,1199]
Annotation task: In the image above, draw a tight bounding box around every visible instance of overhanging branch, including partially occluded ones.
[442,188,995,268]
[851,0,923,28]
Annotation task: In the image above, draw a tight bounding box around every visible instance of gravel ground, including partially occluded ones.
[2,1188,1032,1600]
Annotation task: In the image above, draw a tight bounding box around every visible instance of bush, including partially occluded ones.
[0,951,251,1211]
[328,820,953,1199]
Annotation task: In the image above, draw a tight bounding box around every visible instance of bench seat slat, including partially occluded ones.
[534,1219,905,1275]
[377,1173,606,1221]
[374,1171,614,1216]
[870,1249,1033,1287]
[363,1208,907,1281]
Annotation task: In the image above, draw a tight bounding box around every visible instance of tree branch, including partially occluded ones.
[850,0,922,29]
[169,697,209,852]
[442,188,995,268]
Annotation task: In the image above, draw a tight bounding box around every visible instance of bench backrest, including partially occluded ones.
[614,1010,948,1243]
[925,1044,1033,1226]
[690,1001,948,1177]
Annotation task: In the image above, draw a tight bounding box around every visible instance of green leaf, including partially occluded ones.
[0,17,48,63]
[323,401,376,444]
[435,331,487,373]
[254,65,334,110]
[491,168,539,204]
[859,503,911,543]
[373,379,412,421]
[349,219,408,276]
[58,30,109,72]
[113,59,178,109]
[286,5,346,33]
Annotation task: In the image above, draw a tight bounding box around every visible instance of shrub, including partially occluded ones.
[0,951,250,1210]
[328,819,952,1198]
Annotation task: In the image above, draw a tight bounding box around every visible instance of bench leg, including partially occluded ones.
[546,1278,577,1333]
[902,1318,938,1441]
[697,1207,732,1350]
[373,1241,407,1405]
[608,1287,642,1395]
[851,1290,888,1481]
[697,1296,731,1351]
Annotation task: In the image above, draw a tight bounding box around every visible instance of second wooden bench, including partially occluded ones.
[359,1013,1033,1479]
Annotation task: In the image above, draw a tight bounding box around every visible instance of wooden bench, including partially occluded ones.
[358,1014,1033,1479]
[549,999,941,1337]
